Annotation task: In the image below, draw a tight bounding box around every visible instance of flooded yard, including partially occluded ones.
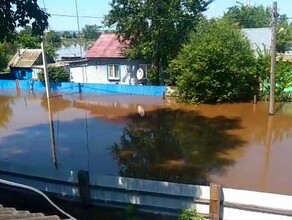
[0,89,292,195]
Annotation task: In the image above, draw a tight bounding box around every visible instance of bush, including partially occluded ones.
[255,49,292,101]
[38,66,70,83]
[178,209,205,220]
[169,19,258,103]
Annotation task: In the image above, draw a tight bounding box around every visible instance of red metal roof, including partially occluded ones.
[85,33,127,59]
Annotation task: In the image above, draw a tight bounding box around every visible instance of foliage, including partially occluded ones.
[17,30,40,48]
[0,42,17,71]
[125,204,138,220]
[46,30,62,48]
[256,50,292,101]
[62,31,73,39]
[38,66,70,83]
[223,4,292,53]
[169,19,257,103]
[223,4,271,28]
[178,209,205,220]
[0,0,49,42]
[16,26,57,60]
[277,21,292,53]
[105,0,212,79]
[82,25,101,40]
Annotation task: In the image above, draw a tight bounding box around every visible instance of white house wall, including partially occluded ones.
[70,59,149,85]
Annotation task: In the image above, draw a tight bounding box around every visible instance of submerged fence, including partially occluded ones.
[0,79,166,96]
[1,166,292,220]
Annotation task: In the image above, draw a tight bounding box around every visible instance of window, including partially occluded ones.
[138,64,151,79]
[108,64,120,80]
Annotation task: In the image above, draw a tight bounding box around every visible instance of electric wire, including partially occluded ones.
[0,178,77,220]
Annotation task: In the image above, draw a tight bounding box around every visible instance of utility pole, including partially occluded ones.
[41,36,57,168]
[75,0,83,57]
[41,36,50,99]
[269,1,277,115]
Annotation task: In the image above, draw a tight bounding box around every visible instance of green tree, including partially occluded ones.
[62,31,73,39]
[223,4,292,53]
[38,66,70,83]
[46,30,61,48]
[169,19,257,103]
[105,0,212,84]
[16,26,57,60]
[256,49,292,101]
[277,21,292,53]
[82,25,101,40]
[0,42,17,71]
[224,4,271,28]
[0,0,48,42]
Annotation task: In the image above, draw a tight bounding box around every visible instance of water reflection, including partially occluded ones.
[40,94,72,114]
[0,96,14,128]
[112,108,245,184]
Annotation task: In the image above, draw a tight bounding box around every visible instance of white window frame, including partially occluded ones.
[138,64,151,79]
[108,64,120,80]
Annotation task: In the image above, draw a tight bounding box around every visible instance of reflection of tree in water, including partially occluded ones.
[0,97,14,128]
[112,108,245,184]
[40,94,72,114]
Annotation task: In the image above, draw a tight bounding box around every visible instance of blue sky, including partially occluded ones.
[39,0,292,31]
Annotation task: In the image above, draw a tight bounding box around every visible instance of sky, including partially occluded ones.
[38,0,292,31]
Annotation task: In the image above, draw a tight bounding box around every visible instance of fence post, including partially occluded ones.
[78,170,90,206]
[209,183,221,220]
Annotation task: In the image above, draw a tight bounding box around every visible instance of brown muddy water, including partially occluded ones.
[0,89,292,196]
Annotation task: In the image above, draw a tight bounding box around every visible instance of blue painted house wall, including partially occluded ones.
[10,67,33,80]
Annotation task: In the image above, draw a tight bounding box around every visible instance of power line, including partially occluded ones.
[50,13,104,19]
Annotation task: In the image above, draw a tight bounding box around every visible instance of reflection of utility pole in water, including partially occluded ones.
[260,116,274,190]
[47,97,58,169]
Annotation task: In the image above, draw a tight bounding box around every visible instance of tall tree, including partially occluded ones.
[169,19,257,103]
[0,0,49,42]
[82,25,101,40]
[223,4,292,53]
[0,42,17,71]
[105,0,212,84]
[46,30,61,44]
[16,26,57,60]
[224,4,271,28]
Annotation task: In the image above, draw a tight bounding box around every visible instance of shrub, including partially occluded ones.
[178,209,205,220]
[255,49,292,101]
[169,19,258,103]
[38,66,70,83]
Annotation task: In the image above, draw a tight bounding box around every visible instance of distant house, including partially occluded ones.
[9,49,55,80]
[69,33,151,85]
[242,28,272,53]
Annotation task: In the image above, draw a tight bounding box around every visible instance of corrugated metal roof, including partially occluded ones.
[9,49,42,68]
[85,33,127,59]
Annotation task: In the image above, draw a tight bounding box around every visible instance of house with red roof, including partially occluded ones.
[69,33,151,85]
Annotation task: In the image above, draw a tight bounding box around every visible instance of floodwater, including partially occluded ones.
[0,89,292,195]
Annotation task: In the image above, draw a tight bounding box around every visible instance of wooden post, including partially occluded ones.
[209,183,221,220]
[253,95,257,104]
[41,36,50,99]
[269,2,277,115]
[78,170,90,206]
